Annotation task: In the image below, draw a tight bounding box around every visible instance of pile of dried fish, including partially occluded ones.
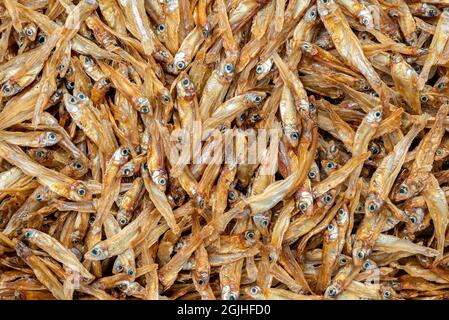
[1,0,449,300]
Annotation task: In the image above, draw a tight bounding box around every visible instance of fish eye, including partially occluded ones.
[162,94,170,103]
[2,84,12,93]
[24,231,33,239]
[428,9,436,17]
[308,170,317,179]
[363,261,372,270]
[25,28,33,36]
[228,191,236,200]
[322,0,329,3]
[255,65,264,74]
[374,111,382,119]
[83,56,92,65]
[67,81,75,90]
[239,112,247,121]
[143,163,148,170]
[309,103,316,111]
[141,106,150,113]
[47,132,57,141]
[339,257,348,265]
[261,219,269,227]
[399,185,408,195]
[161,51,169,59]
[123,168,131,176]
[410,216,418,224]
[323,194,333,204]
[182,78,190,87]
[368,202,378,212]
[327,287,337,297]
[89,215,95,225]
[91,247,101,256]
[78,188,87,197]
[326,162,335,169]
[327,224,335,231]
[251,114,262,122]
[383,290,392,299]
[356,250,365,259]
[338,208,346,216]
[197,199,205,208]
[35,150,45,159]
[127,269,134,276]
[35,193,43,201]
[390,11,399,18]
[59,63,65,71]
[302,43,311,50]
[157,24,165,32]
[116,264,123,272]
[228,293,237,300]
[224,63,234,73]
[68,96,76,104]
[73,162,83,169]
[370,145,379,155]
[361,17,370,25]
[299,201,308,211]
[176,60,186,70]
[159,177,167,186]
[253,95,262,104]
[309,10,316,18]
[437,82,445,89]
[420,95,429,103]
[245,231,255,241]
[119,217,127,225]
[202,28,210,37]
[120,148,130,157]
[250,286,259,295]
[37,34,46,43]
[290,132,299,140]
[197,279,205,286]
[102,78,110,85]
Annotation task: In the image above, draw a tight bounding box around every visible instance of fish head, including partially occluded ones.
[243,285,264,300]
[392,179,418,202]
[295,190,314,214]
[252,211,270,237]
[112,146,131,165]
[22,228,38,241]
[317,0,336,18]
[244,91,267,107]
[336,205,349,225]
[324,283,341,299]
[70,181,91,201]
[85,243,109,260]
[366,107,383,124]
[365,192,383,214]
[176,73,196,98]
[193,271,210,289]
[43,131,61,146]
[1,80,21,97]
[119,162,136,178]
[352,239,371,267]
[324,220,338,242]
[422,4,441,18]
[435,146,449,161]
[218,56,236,82]
[116,210,130,227]
[359,9,374,29]
[304,5,318,23]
